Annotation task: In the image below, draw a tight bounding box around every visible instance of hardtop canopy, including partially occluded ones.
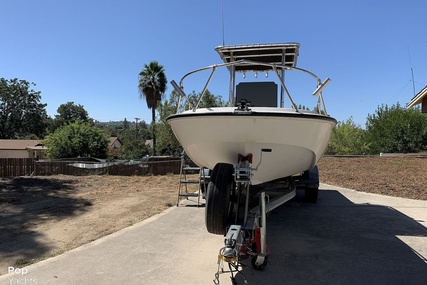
[215,43,300,72]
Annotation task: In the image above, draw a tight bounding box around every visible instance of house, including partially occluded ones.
[0,137,122,159]
[108,137,123,158]
[109,137,122,149]
[0,140,47,159]
[407,86,427,113]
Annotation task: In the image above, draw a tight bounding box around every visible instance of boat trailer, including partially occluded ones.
[208,149,303,284]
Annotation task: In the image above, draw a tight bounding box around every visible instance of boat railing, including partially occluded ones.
[170,59,331,115]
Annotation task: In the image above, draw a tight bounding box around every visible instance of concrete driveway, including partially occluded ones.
[1,184,427,285]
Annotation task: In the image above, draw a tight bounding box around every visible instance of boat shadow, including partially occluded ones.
[234,188,427,285]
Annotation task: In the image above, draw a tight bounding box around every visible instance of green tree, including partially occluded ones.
[326,117,369,155]
[0,78,48,139]
[96,119,130,137]
[365,103,427,154]
[43,122,109,158]
[54,102,92,127]
[187,89,227,109]
[138,61,167,155]
[156,90,182,156]
[96,119,152,159]
[123,118,130,130]
[118,137,150,159]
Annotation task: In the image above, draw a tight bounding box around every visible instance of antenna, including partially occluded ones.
[408,47,416,96]
[221,0,225,46]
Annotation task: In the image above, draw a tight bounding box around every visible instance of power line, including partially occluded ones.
[385,79,411,104]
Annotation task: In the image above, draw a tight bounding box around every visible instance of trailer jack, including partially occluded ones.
[210,150,296,284]
[213,191,270,285]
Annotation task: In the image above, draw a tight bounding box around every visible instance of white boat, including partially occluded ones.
[167,43,337,275]
[167,43,336,185]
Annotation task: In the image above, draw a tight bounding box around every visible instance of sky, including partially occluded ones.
[1,0,427,127]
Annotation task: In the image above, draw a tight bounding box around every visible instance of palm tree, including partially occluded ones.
[138,61,167,155]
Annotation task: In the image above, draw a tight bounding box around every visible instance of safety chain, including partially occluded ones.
[213,247,248,285]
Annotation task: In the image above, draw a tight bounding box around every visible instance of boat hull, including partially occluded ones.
[167,108,336,185]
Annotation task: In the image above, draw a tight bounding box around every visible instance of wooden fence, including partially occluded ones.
[0,158,183,177]
[0,158,34,177]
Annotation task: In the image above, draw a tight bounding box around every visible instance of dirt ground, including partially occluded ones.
[0,175,183,273]
[318,156,427,200]
[1,156,426,273]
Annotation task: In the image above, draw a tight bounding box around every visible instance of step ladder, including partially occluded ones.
[176,152,209,207]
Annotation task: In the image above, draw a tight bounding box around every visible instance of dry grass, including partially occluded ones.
[0,174,185,271]
[318,156,427,200]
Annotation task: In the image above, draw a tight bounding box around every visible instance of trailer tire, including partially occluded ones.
[205,163,234,235]
[303,166,319,203]
[305,186,319,203]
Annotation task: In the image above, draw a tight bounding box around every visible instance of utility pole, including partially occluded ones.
[135,117,140,139]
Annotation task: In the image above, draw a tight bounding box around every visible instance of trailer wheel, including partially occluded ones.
[303,165,319,203]
[205,163,234,235]
[305,186,319,203]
